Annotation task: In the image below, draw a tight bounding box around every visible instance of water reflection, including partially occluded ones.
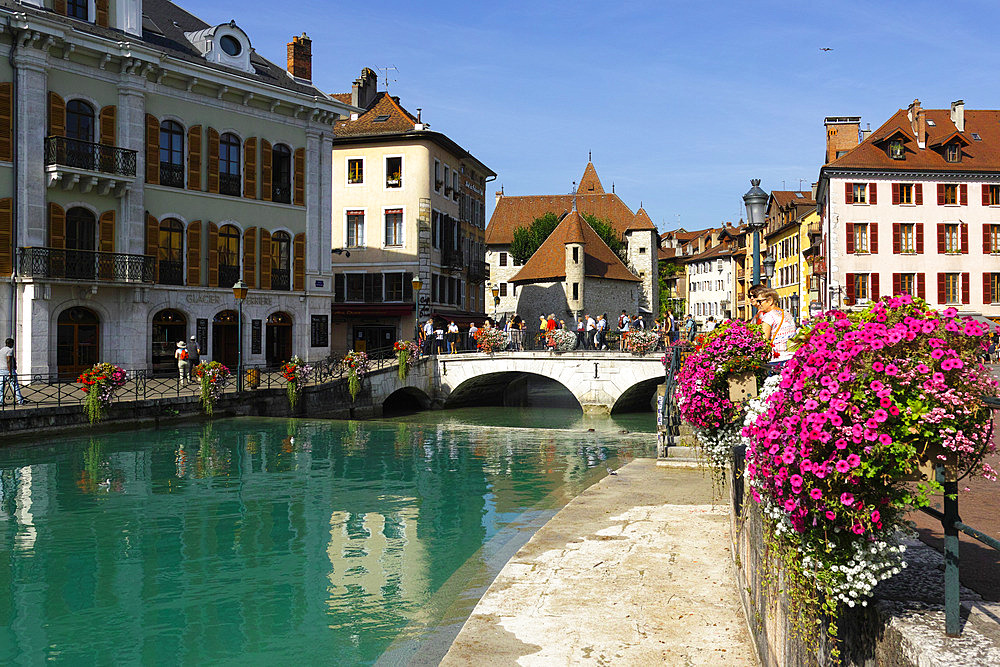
[0,415,652,664]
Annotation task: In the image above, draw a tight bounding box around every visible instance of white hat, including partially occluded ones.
[177,341,187,348]
[190,335,197,341]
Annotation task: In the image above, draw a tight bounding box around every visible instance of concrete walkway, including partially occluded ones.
[441,459,755,666]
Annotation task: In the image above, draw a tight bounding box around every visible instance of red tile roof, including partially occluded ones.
[626,207,658,232]
[333,92,418,137]
[577,162,604,194]
[768,190,816,208]
[510,211,640,284]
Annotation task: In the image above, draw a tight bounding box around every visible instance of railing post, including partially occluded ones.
[940,466,961,636]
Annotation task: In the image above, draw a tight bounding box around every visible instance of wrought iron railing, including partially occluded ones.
[468,260,488,284]
[271,268,290,291]
[159,162,184,188]
[219,172,241,196]
[45,136,137,177]
[158,259,184,285]
[272,184,291,204]
[219,264,240,288]
[442,248,464,269]
[17,247,155,283]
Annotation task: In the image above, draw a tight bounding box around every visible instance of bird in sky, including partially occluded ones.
[820,47,833,51]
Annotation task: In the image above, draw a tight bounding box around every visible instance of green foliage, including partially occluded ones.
[580,214,627,264]
[509,212,629,265]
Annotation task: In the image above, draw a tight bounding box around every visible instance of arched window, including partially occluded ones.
[272,144,292,203]
[159,121,185,187]
[57,307,99,379]
[65,207,96,279]
[65,100,95,169]
[270,231,291,290]
[218,224,240,287]
[158,219,184,285]
[219,133,241,196]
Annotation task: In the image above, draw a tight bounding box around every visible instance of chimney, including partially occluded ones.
[951,99,965,132]
[860,123,872,141]
[823,116,862,164]
[495,186,504,206]
[907,99,921,131]
[286,33,312,81]
[351,67,378,110]
[916,109,926,148]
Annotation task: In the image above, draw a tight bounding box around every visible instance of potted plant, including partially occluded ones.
[194,361,231,415]
[343,350,370,401]
[281,355,313,409]
[394,340,420,380]
[77,363,128,424]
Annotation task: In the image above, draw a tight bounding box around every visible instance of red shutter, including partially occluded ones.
[892,183,900,205]
[937,184,945,205]
[869,183,877,204]
[845,183,854,204]
[961,223,969,254]
[845,222,855,254]
[937,223,946,253]
[845,273,855,305]
[892,273,901,295]
[915,183,923,205]
[985,273,993,304]
[892,223,901,254]
[917,273,926,299]
[871,273,880,300]
[983,184,991,206]
[985,224,993,253]
[960,184,968,206]
[916,223,924,253]
[937,274,946,304]
[870,223,879,253]
[962,273,970,304]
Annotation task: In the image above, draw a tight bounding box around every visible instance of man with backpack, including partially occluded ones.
[174,341,190,388]
[187,335,201,383]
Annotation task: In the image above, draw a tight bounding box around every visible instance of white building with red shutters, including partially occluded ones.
[815,101,1000,318]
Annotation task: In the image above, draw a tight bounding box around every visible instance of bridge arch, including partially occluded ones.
[382,387,434,416]
[610,377,662,414]
[443,371,582,411]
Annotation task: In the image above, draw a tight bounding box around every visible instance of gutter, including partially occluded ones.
[6,17,21,340]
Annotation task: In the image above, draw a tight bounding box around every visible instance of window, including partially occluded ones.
[853,223,869,253]
[572,282,579,300]
[218,224,240,287]
[384,272,413,302]
[854,273,870,302]
[991,274,1000,304]
[945,273,960,303]
[889,139,904,159]
[346,210,365,247]
[945,143,961,163]
[852,183,867,204]
[384,208,403,246]
[159,121,184,188]
[944,223,960,253]
[66,207,95,251]
[989,185,1000,206]
[219,133,241,196]
[271,231,291,290]
[157,219,184,285]
[272,144,291,203]
[434,160,442,191]
[499,252,507,267]
[572,247,579,263]
[499,283,507,297]
[942,184,958,205]
[67,0,88,20]
[64,100,95,169]
[898,184,913,204]
[989,224,1000,253]
[899,273,915,296]
[345,273,365,302]
[385,156,402,188]
[347,158,363,184]
[900,223,915,253]
[452,172,459,200]
[639,247,647,254]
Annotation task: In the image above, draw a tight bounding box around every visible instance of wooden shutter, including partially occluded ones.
[207,222,219,287]
[99,105,116,146]
[915,184,923,205]
[916,223,924,253]
[891,183,900,205]
[937,223,946,253]
[186,221,202,286]
[892,223,901,254]
[845,222,855,253]
[868,183,877,205]
[260,229,272,290]
[243,227,257,286]
[870,223,878,254]
[983,184,991,206]
[844,273,855,305]
[917,273,926,299]
[48,202,65,249]
[961,223,969,254]
[145,114,159,184]
[207,128,219,194]
[95,0,110,27]
[243,137,257,199]
[985,224,993,253]
[187,125,202,191]
[937,274,946,303]
[261,140,272,202]
[145,212,159,282]
[985,273,994,303]
[293,148,305,206]
[293,232,305,290]
[98,210,115,252]
[962,272,970,304]
[0,82,12,162]
[845,183,854,204]
[937,184,945,205]
[870,273,880,300]
[54,0,66,15]
[892,273,901,296]
[960,184,968,206]
[48,92,65,137]
[0,198,12,276]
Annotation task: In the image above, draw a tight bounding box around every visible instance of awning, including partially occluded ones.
[332,303,414,317]
[428,311,487,326]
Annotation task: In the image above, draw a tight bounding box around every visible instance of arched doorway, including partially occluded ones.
[265,312,293,366]
[212,310,238,370]
[57,307,99,379]
[152,309,187,375]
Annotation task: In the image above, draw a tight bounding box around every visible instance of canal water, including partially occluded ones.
[0,410,654,665]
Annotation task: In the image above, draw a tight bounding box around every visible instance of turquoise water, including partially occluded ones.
[0,411,653,665]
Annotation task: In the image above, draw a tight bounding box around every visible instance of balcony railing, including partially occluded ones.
[219,172,241,196]
[159,162,184,188]
[219,264,240,287]
[45,136,137,177]
[442,247,464,269]
[158,259,184,285]
[468,260,488,284]
[271,268,290,291]
[272,184,291,204]
[18,247,154,283]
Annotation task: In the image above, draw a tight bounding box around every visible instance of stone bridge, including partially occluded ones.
[362,352,666,415]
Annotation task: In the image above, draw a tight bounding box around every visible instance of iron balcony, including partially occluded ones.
[17,247,155,283]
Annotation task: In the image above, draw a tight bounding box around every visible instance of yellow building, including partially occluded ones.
[764,190,816,322]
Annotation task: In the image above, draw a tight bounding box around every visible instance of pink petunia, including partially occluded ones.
[841,492,855,506]
[835,460,851,473]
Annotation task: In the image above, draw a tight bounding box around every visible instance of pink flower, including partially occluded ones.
[840,492,855,506]
[835,460,851,473]
[871,510,881,523]
[878,433,893,446]
[873,409,888,423]
[810,488,823,500]
[847,454,861,468]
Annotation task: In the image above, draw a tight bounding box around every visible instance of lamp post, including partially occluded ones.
[790,292,801,325]
[411,275,423,341]
[490,284,500,324]
[232,279,248,392]
[742,179,768,285]
[762,250,776,287]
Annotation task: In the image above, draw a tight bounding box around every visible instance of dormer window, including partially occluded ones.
[185,23,254,74]
[889,139,904,159]
[945,143,962,163]
[220,35,242,57]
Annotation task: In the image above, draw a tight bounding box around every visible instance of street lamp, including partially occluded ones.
[742,178,768,285]
[232,279,248,392]
[762,250,776,286]
[790,292,801,325]
[490,283,500,324]
[411,275,423,341]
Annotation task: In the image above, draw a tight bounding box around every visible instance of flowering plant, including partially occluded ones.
[622,330,660,355]
[343,350,370,401]
[473,326,507,354]
[394,340,420,380]
[194,361,230,415]
[546,329,577,351]
[743,296,998,656]
[281,355,313,409]
[78,363,128,424]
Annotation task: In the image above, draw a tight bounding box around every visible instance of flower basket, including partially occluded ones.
[394,340,420,380]
[343,351,370,401]
[473,327,507,355]
[77,363,128,425]
[194,361,230,415]
[622,330,659,356]
[281,355,313,409]
[727,372,758,403]
[547,329,577,351]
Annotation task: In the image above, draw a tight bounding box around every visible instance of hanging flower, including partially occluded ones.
[343,351,370,401]
[281,355,313,409]
[393,340,420,380]
[77,363,128,424]
[194,361,231,415]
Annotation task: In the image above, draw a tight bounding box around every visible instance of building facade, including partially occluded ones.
[0,0,355,376]
[816,100,1000,317]
[329,69,493,353]
[683,242,737,325]
[764,190,815,321]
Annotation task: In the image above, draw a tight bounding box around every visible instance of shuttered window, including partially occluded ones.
[186,221,202,286]
[243,227,257,286]
[219,133,241,196]
[0,198,12,275]
[243,137,257,199]
[293,148,305,206]
[272,144,291,203]
[292,233,305,291]
[260,140,273,202]
[145,114,159,184]
[158,218,185,286]
[159,120,184,188]
[187,125,202,190]
[0,82,11,162]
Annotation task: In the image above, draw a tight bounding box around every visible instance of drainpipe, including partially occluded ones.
[6,19,20,340]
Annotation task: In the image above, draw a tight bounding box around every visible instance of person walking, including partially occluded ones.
[187,335,201,382]
[174,341,190,388]
[682,314,697,341]
[595,314,607,350]
[434,325,445,355]
[468,322,479,350]
[586,313,596,349]
[617,310,630,351]
[423,319,435,355]
[576,316,586,349]
[511,315,523,351]
[447,321,459,354]
[1,338,28,406]
[667,312,678,344]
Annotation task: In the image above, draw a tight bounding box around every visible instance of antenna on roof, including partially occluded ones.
[612,181,615,193]
[799,179,805,190]
[376,65,398,91]
[588,150,592,162]
[572,181,577,211]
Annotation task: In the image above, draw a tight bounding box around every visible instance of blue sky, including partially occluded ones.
[183,0,999,231]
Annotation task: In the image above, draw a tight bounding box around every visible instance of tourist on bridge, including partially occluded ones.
[595,314,608,350]
[617,310,630,351]
[468,322,479,351]
[754,287,796,365]
[174,341,190,388]
[422,319,435,355]
[703,316,716,333]
[585,313,596,349]
[682,314,697,341]
[447,321,459,354]
[576,317,586,349]
[187,336,201,383]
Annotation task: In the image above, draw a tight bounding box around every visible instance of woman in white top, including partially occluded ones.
[447,321,459,354]
[754,287,796,363]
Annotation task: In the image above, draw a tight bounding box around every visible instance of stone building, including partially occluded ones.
[0,0,356,377]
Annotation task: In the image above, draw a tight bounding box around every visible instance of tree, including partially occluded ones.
[658,260,685,317]
[509,212,629,265]
[580,214,627,264]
